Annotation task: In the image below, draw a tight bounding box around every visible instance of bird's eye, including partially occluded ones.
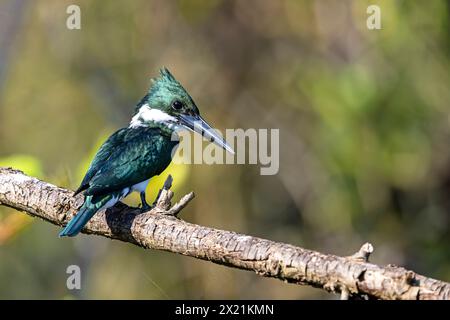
[172,100,183,110]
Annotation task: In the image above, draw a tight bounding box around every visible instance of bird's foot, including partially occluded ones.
[139,191,153,213]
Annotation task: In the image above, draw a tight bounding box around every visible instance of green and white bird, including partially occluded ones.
[59,68,233,237]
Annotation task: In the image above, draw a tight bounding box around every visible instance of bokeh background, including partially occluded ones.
[0,0,449,299]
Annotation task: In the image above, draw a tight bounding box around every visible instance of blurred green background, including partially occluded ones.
[0,0,449,299]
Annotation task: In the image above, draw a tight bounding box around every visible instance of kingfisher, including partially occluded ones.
[59,67,233,237]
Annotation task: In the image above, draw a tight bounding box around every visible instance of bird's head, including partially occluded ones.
[131,67,234,154]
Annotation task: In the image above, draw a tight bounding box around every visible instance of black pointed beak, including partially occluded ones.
[179,114,234,154]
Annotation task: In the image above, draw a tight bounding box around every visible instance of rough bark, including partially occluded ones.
[0,167,449,300]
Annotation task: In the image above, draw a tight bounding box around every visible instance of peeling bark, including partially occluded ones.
[0,167,449,300]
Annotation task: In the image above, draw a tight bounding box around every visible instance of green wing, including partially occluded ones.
[74,128,128,195]
[76,127,177,197]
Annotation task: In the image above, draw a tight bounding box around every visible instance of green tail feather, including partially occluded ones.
[59,194,112,237]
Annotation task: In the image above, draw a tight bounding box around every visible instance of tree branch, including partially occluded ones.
[0,167,449,300]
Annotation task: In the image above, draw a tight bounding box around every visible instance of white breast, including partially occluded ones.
[132,179,150,193]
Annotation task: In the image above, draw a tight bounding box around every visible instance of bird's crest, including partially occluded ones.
[149,67,180,89]
[158,67,176,82]
[133,67,193,115]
